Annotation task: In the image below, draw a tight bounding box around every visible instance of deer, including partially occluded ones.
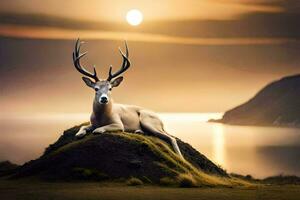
[72,39,183,158]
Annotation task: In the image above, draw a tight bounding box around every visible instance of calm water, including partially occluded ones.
[0,113,300,178]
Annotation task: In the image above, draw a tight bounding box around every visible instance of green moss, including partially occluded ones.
[141,176,152,184]
[177,173,198,188]
[119,132,190,174]
[126,177,143,186]
[159,177,177,186]
[154,162,180,176]
[72,168,108,181]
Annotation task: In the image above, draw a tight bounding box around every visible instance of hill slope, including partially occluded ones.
[11,124,247,186]
[0,161,19,176]
[214,74,300,127]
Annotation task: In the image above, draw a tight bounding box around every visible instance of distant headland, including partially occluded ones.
[210,74,300,128]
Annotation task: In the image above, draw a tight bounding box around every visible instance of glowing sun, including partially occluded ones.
[126,9,143,26]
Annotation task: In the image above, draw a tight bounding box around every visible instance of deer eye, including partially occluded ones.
[95,88,99,91]
[109,88,112,91]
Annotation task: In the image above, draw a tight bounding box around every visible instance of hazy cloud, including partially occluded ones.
[1,24,299,46]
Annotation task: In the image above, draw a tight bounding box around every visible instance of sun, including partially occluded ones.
[126,9,143,26]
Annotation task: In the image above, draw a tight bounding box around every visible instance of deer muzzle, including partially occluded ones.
[99,94,109,104]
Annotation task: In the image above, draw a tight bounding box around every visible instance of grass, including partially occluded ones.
[177,173,197,187]
[126,177,143,186]
[120,132,253,187]
[1,180,300,200]
[159,177,177,186]
[103,132,245,187]
[71,168,109,181]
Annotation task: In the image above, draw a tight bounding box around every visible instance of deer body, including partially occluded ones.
[72,39,183,158]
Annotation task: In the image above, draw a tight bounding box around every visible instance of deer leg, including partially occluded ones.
[139,110,183,159]
[134,129,144,134]
[92,123,124,134]
[75,124,94,139]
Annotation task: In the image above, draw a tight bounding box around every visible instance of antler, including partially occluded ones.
[107,41,130,81]
[72,38,99,82]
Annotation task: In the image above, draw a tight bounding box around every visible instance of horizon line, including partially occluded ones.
[0,112,223,122]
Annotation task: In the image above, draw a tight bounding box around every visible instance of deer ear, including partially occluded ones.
[82,77,95,88]
[111,77,123,88]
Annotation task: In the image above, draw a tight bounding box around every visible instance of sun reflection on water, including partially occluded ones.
[212,124,226,166]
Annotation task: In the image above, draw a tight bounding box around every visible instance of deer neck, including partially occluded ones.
[93,98,113,119]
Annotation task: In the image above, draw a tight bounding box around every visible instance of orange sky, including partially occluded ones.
[0,0,299,114]
[0,0,283,22]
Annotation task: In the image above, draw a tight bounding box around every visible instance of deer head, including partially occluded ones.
[72,39,130,104]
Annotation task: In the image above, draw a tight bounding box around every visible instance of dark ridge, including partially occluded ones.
[213,74,300,127]
[0,161,19,176]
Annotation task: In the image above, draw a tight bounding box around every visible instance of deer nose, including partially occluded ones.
[100,96,108,104]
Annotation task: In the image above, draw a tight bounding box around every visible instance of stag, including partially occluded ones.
[72,39,183,158]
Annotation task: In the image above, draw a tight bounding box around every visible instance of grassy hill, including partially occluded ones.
[10,123,249,187]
